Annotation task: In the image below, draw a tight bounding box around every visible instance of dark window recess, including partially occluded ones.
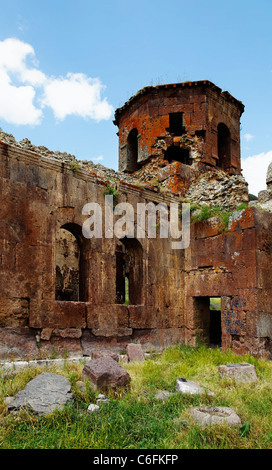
[217,123,231,170]
[169,112,185,136]
[115,237,143,305]
[164,146,190,165]
[55,224,88,302]
[126,128,141,173]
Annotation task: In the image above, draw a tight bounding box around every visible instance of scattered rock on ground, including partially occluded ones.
[176,378,214,396]
[218,363,258,383]
[189,406,242,428]
[155,391,173,400]
[96,394,110,405]
[87,404,100,414]
[126,343,145,362]
[82,356,131,392]
[91,349,119,362]
[7,372,73,415]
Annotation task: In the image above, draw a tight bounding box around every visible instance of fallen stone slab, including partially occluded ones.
[7,372,73,415]
[189,406,242,428]
[0,356,85,374]
[176,378,214,396]
[126,343,145,362]
[82,356,131,392]
[218,363,258,383]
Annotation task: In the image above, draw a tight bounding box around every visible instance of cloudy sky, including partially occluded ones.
[0,0,271,195]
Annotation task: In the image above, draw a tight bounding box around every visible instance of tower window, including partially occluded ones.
[127,128,140,173]
[217,123,231,170]
[169,112,185,136]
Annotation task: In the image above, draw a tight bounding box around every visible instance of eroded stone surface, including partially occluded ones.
[91,349,119,362]
[82,357,131,392]
[189,406,242,428]
[126,343,145,362]
[7,372,73,415]
[218,363,258,383]
[176,378,214,396]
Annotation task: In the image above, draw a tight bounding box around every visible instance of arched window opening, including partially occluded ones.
[127,128,140,173]
[115,237,143,305]
[217,123,231,170]
[55,224,87,302]
[164,146,190,165]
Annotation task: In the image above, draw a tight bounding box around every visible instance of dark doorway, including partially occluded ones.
[193,296,222,347]
[217,123,231,170]
[209,297,222,346]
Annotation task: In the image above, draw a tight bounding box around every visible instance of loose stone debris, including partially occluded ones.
[176,378,214,396]
[155,390,173,400]
[82,356,131,392]
[126,343,145,362]
[91,349,119,362]
[87,404,100,414]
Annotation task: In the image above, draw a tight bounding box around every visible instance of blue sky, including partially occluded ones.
[0,0,271,195]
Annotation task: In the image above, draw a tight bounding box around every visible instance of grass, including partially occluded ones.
[0,345,272,449]
[187,203,249,233]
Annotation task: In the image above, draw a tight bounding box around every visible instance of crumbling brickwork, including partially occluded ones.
[114,81,244,184]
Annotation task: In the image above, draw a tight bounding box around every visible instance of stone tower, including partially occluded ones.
[114,80,244,181]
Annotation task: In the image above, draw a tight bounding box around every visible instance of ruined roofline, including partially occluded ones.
[0,140,180,205]
[113,80,245,126]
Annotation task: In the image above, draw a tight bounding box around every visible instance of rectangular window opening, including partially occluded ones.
[169,112,185,136]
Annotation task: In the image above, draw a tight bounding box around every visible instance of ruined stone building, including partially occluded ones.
[1,80,272,360]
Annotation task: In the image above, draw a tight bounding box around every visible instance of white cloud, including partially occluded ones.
[0,38,44,125]
[243,133,254,142]
[0,73,43,126]
[92,155,104,162]
[41,73,113,121]
[242,150,272,196]
[0,37,113,126]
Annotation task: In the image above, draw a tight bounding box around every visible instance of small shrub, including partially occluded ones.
[103,184,119,205]
[69,161,81,174]
[235,203,248,211]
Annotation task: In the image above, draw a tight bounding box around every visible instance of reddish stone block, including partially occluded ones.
[126,343,145,362]
[82,357,131,392]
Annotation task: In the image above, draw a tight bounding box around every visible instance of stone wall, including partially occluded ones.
[184,208,272,358]
[0,135,272,360]
[0,140,185,358]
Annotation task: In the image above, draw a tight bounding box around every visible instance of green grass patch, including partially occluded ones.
[0,345,272,449]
